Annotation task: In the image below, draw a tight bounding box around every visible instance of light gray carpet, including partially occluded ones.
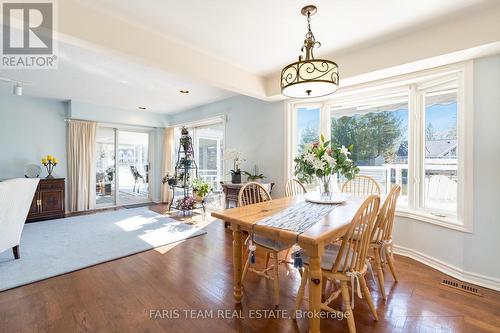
[0,208,207,292]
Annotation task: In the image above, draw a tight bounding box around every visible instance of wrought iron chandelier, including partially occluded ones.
[281,5,339,99]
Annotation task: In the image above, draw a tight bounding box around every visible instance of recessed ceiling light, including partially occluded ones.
[179,89,189,94]
[138,106,147,110]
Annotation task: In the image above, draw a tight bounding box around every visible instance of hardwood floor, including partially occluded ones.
[1,205,499,332]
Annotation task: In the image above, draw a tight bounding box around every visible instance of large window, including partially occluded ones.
[330,95,409,205]
[287,63,473,231]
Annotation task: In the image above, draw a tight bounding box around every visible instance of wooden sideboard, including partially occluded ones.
[220,181,275,209]
[27,178,65,223]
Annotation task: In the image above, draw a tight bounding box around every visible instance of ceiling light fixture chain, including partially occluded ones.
[301,9,321,61]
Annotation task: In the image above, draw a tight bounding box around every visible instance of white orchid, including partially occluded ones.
[225,148,245,171]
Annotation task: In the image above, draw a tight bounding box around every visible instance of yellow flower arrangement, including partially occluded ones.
[41,155,58,178]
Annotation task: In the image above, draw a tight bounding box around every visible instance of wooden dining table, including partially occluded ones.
[211,194,367,333]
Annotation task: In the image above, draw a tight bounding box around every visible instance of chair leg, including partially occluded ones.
[359,274,378,321]
[386,250,399,282]
[273,251,280,308]
[12,245,19,259]
[322,278,328,301]
[294,268,308,316]
[264,252,270,273]
[374,249,387,300]
[340,280,356,333]
[242,253,251,282]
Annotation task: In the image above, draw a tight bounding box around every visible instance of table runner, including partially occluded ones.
[255,201,338,233]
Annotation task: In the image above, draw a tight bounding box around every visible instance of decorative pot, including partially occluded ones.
[231,173,241,184]
[193,191,204,202]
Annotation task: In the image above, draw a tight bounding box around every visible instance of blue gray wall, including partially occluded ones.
[393,54,500,286]
[168,95,286,197]
[0,97,164,202]
[0,95,68,180]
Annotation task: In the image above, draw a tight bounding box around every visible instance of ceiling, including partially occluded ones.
[82,0,495,75]
[1,0,498,114]
[0,41,234,113]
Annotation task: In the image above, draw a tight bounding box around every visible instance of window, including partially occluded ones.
[330,95,409,205]
[296,106,320,155]
[286,62,473,231]
[172,118,225,209]
[422,89,458,215]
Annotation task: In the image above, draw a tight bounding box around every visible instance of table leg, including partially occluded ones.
[232,222,243,303]
[306,245,323,333]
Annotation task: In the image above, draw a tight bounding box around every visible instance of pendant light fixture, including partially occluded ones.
[281,5,339,98]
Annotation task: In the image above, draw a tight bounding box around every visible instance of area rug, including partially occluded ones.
[0,208,208,292]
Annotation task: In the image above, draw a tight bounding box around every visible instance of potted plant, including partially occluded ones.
[294,134,359,198]
[243,165,266,182]
[162,171,176,186]
[225,148,245,184]
[180,127,191,151]
[180,157,193,168]
[176,196,197,210]
[192,178,211,202]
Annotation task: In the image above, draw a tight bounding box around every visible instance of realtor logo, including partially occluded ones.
[1,1,57,68]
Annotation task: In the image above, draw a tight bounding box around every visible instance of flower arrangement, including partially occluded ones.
[41,155,58,179]
[294,135,359,197]
[192,178,211,201]
[225,148,245,183]
[176,196,197,210]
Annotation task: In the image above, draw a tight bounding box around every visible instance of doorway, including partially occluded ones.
[96,127,151,207]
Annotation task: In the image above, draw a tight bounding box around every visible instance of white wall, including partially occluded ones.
[167,95,286,197]
[392,54,500,289]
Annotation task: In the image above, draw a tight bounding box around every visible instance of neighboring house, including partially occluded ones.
[425,139,457,158]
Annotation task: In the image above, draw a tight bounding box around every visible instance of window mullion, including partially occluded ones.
[320,102,331,140]
[408,84,420,210]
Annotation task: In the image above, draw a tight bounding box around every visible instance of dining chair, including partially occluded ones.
[342,175,381,196]
[238,182,291,307]
[295,195,381,333]
[369,185,401,299]
[285,178,307,197]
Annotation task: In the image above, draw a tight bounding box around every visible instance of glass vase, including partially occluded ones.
[318,175,333,198]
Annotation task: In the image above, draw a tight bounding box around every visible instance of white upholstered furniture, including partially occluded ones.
[0,178,40,259]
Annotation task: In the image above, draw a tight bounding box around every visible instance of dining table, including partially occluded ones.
[211,194,367,333]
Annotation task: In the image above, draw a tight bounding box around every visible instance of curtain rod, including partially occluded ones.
[64,118,159,130]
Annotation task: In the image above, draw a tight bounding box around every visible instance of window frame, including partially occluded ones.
[284,61,474,232]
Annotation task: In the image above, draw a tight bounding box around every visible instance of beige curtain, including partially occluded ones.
[67,120,97,212]
[161,127,175,203]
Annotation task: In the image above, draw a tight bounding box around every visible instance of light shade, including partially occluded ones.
[281,59,339,98]
[13,84,22,96]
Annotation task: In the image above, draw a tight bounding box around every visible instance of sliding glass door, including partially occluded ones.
[96,127,151,208]
[117,130,150,205]
[96,127,116,207]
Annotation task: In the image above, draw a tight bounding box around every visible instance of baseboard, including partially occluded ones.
[393,244,500,292]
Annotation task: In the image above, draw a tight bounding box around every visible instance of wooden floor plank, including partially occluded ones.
[0,205,499,333]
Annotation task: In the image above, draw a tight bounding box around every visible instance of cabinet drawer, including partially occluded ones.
[40,179,65,190]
